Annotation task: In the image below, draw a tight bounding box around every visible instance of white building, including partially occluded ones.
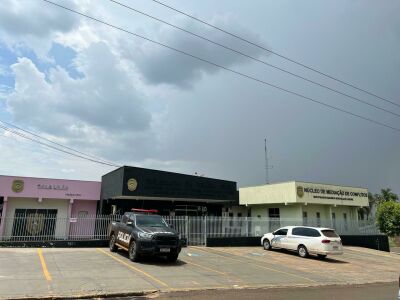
[239,181,369,229]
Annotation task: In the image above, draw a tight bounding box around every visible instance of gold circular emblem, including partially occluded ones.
[12,180,24,193]
[297,186,304,198]
[127,178,138,191]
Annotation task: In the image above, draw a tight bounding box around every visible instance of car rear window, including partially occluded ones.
[322,230,339,237]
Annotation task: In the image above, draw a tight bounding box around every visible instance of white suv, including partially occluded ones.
[261,226,343,258]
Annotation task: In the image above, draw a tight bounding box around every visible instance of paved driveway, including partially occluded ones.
[0,246,398,299]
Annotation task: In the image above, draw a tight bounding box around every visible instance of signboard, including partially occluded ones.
[296,182,368,202]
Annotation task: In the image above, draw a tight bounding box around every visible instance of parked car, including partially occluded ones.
[261,226,343,258]
[108,209,182,262]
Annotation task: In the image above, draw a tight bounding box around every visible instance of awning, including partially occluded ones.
[111,195,235,204]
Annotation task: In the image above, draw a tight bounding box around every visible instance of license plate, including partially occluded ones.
[333,246,339,250]
[160,248,170,253]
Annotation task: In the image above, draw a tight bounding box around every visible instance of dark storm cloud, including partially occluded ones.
[134,16,268,88]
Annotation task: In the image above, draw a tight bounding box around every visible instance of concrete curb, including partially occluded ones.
[1,290,159,300]
[3,280,398,300]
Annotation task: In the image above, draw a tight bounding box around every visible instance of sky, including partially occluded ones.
[0,0,399,194]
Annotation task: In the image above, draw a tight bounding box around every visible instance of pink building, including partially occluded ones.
[0,175,101,240]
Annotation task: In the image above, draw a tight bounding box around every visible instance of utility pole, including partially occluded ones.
[264,138,273,184]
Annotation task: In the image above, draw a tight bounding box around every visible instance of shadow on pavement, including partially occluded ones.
[115,249,188,267]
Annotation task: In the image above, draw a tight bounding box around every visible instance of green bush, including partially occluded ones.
[376,201,400,237]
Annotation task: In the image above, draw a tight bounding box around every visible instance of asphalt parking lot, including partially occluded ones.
[0,246,399,299]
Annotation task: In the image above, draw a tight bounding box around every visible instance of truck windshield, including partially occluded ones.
[135,215,168,227]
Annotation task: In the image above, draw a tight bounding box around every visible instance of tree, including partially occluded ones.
[376,201,400,237]
[375,188,398,203]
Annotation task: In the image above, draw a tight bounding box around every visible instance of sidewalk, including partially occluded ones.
[391,247,400,254]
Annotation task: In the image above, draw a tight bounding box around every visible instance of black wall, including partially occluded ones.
[340,235,389,252]
[102,166,238,201]
[122,166,238,200]
[206,235,390,252]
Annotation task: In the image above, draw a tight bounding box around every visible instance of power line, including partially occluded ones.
[0,120,118,166]
[109,0,400,118]
[41,0,400,134]
[0,122,120,168]
[150,0,400,109]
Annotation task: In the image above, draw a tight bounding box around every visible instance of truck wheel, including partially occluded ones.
[167,253,179,263]
[298,245,309,258]
[129,240,140,262]
[109,234,118,252]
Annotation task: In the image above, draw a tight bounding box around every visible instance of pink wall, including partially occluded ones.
[0,175,101,201]
[0,175,101,239]
[69,200,98,238]
[71,200,98,217]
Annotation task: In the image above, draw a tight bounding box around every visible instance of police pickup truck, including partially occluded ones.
[108,209,182,262]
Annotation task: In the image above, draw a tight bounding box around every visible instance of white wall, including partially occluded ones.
[240,182,296,205]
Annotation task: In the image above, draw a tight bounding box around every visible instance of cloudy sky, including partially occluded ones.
[0,0,399,194]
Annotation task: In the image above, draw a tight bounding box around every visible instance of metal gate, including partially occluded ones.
[164,216,206,246]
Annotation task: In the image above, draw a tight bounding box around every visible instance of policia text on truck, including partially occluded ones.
[108,209,182,262]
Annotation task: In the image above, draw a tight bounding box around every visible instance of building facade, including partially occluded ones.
[100,166,238,216]
[240,181,369,228]
[0,176,101,240]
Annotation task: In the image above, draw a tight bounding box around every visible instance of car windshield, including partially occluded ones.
[135,215,168,227]
[321,230,339,237]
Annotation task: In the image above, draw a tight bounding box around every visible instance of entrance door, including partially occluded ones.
[12,209,58,240]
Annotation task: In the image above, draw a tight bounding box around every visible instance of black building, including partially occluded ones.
[100,166,238,216]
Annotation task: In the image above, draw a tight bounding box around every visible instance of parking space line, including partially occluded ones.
[182,259,227,276]
[193,247,318,283]
[37,249,52,281]
[96,248,168,288]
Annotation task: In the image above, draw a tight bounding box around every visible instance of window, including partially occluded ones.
[322,230,339,238]
[11,209,58,239]
[292,227,321,237]
[292,227,306,236]
[331,212,336,228]
[269,208,280,230]
[135,215,168,227]
[229,212,234,226]
[306,228,321,237]
[122,212,134,224]
[358,210,364,220]
[302,211,308,226]
[274,228,288,236]
[343,213,348,231]
[268,208,280,218]
[316,212,321,227]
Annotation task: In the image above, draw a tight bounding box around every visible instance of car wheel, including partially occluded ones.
[109,234,118,252]
[263,239,272,250]
[298,245,309,258]
[129,240,140,262]
[317,254,327,259]
[167,253,179,263]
